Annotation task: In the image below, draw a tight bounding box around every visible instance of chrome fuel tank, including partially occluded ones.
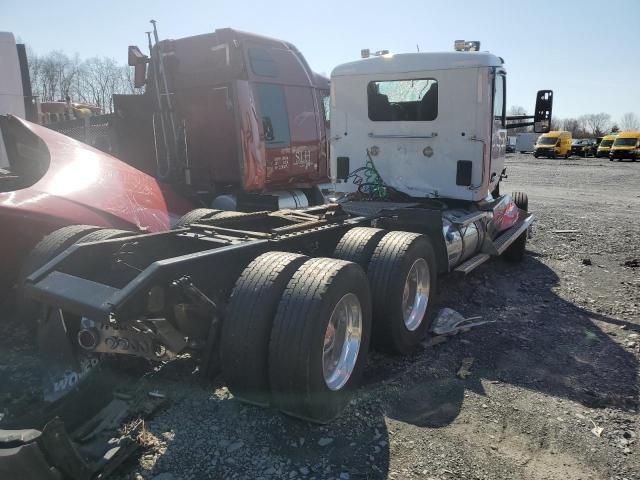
[441,209,488,269]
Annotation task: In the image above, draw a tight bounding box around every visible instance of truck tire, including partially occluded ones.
[269,258,372,423]
[209,211,248,220]
[333,227,387,270]
[17,225,102,329]
[367,232,438,354]
[76,228,133,243]
[221,251,309,407]
[503,192,529,262]
[174,208,222,228]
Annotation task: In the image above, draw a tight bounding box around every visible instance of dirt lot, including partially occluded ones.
[2,153,639,480]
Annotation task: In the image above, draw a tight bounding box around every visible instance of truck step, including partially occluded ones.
[449,211,490,227]
[454,253,490,275]
[492,214,533,255]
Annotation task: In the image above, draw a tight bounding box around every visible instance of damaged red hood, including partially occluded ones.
[1,116,193,230]
[0,115,194,290]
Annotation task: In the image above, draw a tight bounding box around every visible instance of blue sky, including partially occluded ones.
[2,0,638,122]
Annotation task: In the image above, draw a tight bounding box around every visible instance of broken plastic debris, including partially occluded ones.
[430,308,494,336]
[456,357,474,379]
[148,390,166,399]
[590,420,603,437]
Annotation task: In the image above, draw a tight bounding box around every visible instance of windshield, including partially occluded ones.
[538,136,559,145]
[600,140,614,147]
[613,138,638,147]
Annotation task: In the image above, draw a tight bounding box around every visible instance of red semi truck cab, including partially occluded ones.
[115,28,330,207]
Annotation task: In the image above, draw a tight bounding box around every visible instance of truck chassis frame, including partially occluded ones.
[24,199,531,421]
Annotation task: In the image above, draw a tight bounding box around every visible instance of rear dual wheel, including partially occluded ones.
[269,258,371,422]
[334,228,438,355]
[222,228,438,422]
[368,231,438,354]
[222,253,371,423]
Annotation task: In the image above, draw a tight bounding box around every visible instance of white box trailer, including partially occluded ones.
[516,132,538,153]
[0,32,25,168]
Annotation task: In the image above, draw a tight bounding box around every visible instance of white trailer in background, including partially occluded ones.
[0,32,25,168]
[516,132,538,153]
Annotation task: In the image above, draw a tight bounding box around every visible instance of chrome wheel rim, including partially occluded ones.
[323,293,363,391]
[402,258,430,331]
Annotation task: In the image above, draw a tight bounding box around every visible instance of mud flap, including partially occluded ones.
[38,308,101,403]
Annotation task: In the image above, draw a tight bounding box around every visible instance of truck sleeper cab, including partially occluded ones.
[597,134,617,157]
[534,131,572,159]
[609,131,640,161]
[328,52,509,202]
[117,28,331,210]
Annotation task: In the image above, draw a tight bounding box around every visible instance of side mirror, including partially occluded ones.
[533,90,553,133]
[128,46,149,88]
[262,117,275,142]
[133,64,147,88]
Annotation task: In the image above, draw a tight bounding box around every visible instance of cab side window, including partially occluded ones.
[254,83,291,147]
[248,48,278,77]
[368,79,438,121]
[493,74,506,127]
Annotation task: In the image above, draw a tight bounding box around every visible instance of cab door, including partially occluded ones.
[490,70,507,194]
[253,82,293,186]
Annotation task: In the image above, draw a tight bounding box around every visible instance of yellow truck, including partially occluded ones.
[534,131,572,159]
[609,131,640,161]
[596,134,617,158]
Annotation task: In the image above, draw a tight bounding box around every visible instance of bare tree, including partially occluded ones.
[559,117,587,137]
[508,105,527,116]
[550,117,562,132]
[26,48,138,113]
[620,112,640,131]
[581,113,611,137]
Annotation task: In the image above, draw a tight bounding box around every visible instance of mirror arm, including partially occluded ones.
[506,122,535,129]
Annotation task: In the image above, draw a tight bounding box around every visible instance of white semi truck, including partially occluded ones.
[24,41,553,424]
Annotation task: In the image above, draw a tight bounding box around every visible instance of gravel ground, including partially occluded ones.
[2,153,639,480]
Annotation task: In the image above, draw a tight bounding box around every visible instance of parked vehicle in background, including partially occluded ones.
[120,27,330,212]
[596,134,617,157]
[506,136,517,153]
[594,136,603,151]
[0,32,30,168]
[515,132,537,153]
[534,131,572,158]
[609,131,640,161]
[571,138,596,157]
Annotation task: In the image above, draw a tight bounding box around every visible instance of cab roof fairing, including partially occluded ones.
[331,52,504,78]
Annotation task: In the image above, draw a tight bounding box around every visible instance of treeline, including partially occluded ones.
[26,48,138,114]
[509,107,640,137]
